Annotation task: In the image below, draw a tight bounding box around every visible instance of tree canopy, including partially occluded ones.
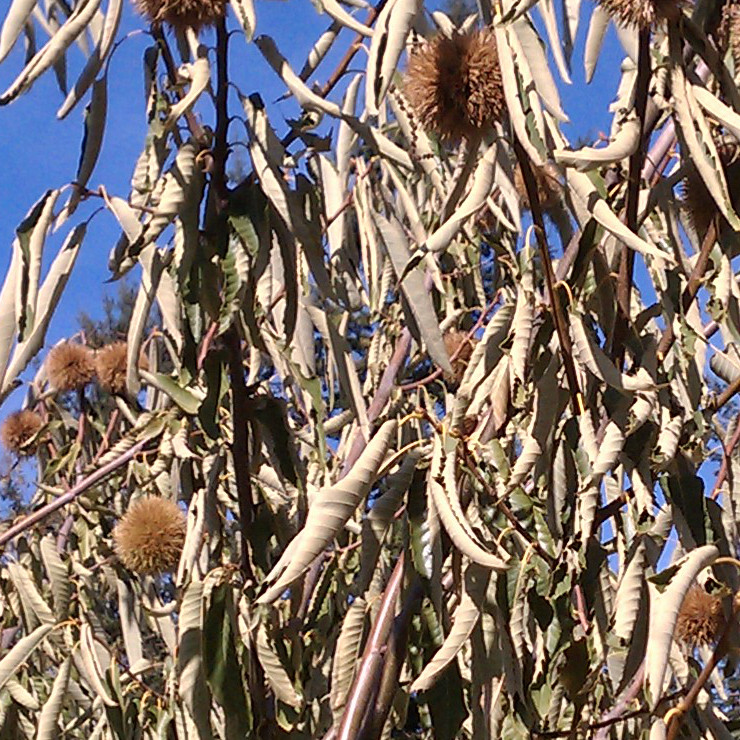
[1,0,740,737]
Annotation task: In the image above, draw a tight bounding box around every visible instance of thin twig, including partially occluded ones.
[593,660,646,740]
[151,26,203,145]
[281,0,388,148]
[91,408,120,465]
[573,584,590,633]
[341,274,436,473]
[656,218,718,361]
[399,298,497,391]
[196,320,219,371]
[709,412,740,500]
[458,439,554,566]
[513,137,583,418]
[56,515,74,554]
[712,372,740,411]
[535,682,684,738]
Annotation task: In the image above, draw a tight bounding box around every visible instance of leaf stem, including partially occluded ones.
[281,0,389,148]
[655,217,717,361]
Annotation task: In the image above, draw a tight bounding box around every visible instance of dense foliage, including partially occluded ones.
[1,0,740,737]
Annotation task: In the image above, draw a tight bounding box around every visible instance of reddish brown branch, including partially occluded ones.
[709,413,740,500]
[593,660,646,740]
[399,298,497,391]
[336,553,406,740]
[0,438,150,550]
[656,218,718,361]
[358,575,424,740]
[513,136,583,418]
[281,0,388,148]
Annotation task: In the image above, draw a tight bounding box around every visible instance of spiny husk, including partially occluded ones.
[682,141,740,238]
[514,162,562,211]
[134,0,228,31]
[0,410,44,455]
[675,584,725,647]
[404,29,505,144]
[720,4,740,70]
[46,342,95,392]
[444,328,477,385]
[113,496,187,575]
[597,0,682,29]
[95,342,148,395]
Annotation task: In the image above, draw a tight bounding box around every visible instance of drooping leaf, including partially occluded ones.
[177,580,212,740]
[0,0,37,64]
[255,624,302,708]
[203,583,251,738]
[39,536,70,620]
[36,657,71,740]
[57,0,122,118]
[0,624,53,693]
[330,598,367,722]
[645,545,719,706]
[0,0,103,105]
[365,0,421,115]
[258,420,397,604]
[373,211,452,374]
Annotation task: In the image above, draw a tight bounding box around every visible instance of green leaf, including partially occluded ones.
[36,658,70,740]
[39,536,71,620]
[139,370,203,414]
[203,584,251,739]
[660,454,707,547]
[229,212,260,260]
[258,420,397,604]
[198,350,228,440]
[177,580,212,740]
[0,624,53,692]
[423,661,466,740]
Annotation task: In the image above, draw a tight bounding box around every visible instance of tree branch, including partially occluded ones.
[0,439,150,550]
[336,553,406,740]
[593,659,646,740]
[281,0,388,148]
[710,413,740,500]
[357,574,424,740]
[512,136,583,418]
[656,217,718,361]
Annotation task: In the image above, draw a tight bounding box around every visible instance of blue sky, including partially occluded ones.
[0,0,339,343]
